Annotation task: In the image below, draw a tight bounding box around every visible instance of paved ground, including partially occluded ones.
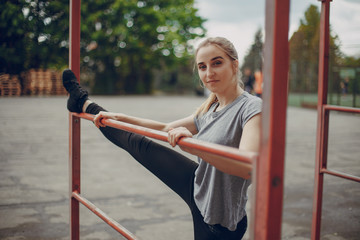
[0,96,359,240]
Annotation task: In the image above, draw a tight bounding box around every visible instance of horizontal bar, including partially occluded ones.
[321,168,360,183]
[73,113,256,165]
[324,104,360,114]
[72,192,137,240]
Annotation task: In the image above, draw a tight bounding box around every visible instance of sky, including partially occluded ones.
[194,0,360,63]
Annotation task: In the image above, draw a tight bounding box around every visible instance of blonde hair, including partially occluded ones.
[195,37,243,116]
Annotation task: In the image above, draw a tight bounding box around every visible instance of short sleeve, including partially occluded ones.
[241,96,262,128]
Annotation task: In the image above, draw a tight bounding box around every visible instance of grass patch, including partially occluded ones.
[288,93,360,108]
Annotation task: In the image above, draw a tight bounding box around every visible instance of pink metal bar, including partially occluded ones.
[67,0,295,238]
[321,105,360,183]
[69,110,254,239]
[252,0,290,239]
[320,169,360,183]
[312,1,332,239]
[324,104,360,114]
[69,1,81,240]
[75,113,255,164]
[69,0,81,75]
[74,112,255,179]
[69,115,81,240]
[72,192,137,240]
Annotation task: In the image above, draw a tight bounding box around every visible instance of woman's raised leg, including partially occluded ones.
[63,70,198,205]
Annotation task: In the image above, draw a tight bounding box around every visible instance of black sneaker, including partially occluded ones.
[62,69,89,113]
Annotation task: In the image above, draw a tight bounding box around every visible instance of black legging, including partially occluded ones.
[85,103,247,240]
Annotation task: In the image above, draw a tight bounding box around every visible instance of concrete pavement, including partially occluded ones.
[0,96,359,239]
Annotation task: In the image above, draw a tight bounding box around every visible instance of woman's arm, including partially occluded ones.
[93,111,198,134]
[174,113,261,179]
[238,113,261,153]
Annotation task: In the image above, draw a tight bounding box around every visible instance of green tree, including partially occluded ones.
[240,28,264,74]
[1,1,29,74]
[289,4,342,92]
[25,0,70,69]
[80,0,206,94]
[0,0,206,94]
[0,0,70,74]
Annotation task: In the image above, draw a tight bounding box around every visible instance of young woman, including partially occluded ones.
[63,37,262,240]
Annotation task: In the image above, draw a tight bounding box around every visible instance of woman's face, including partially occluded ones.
[196,45,238,95]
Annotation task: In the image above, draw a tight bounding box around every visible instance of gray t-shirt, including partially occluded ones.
[193,91,262,231]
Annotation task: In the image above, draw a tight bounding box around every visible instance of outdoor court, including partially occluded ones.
[0,96,359,239]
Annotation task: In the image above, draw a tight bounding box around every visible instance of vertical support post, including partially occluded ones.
[251,0,290,239]
[70,115,81,239]
[312,1,331,239]
[69,0,81,239]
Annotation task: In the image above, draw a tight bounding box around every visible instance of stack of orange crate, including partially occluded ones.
[23,69,40,95]
[51,70,67,95]
[41,70,52,95]
[23,69,56,95]
[0,74,21,97]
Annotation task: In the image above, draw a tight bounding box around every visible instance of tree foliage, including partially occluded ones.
[1,1,27,74]
[0,0,70,74]
[289,4,342,92]
[0,0,206,94]
[81,0,206,94]
[240,28,263,74]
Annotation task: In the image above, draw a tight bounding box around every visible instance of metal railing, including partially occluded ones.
[70,112,255,239]
[311,1,360,239]
[68,0,290,239]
